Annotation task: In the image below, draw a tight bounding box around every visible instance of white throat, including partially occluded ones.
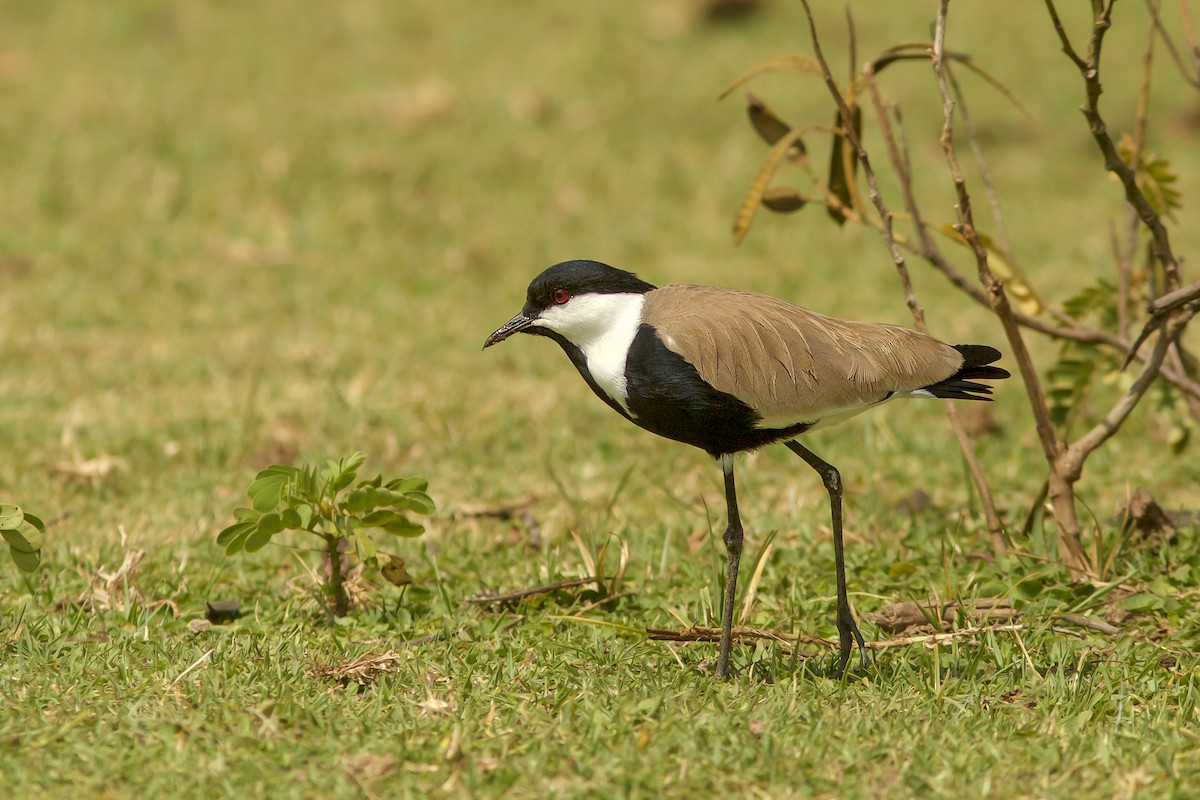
[535,292,645,413]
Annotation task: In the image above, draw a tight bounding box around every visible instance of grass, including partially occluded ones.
[2,0,1200,797]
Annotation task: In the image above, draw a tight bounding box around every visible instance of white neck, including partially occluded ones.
[534,293,645,412]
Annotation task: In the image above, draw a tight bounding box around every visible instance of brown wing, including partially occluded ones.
[641,284,964,425]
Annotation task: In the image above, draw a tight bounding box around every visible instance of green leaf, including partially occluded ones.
[1046,342,1103,428]
[360,509,402,529]
[9,547,39,573]
[341,486,378,514]
[233,507,262,524]
[1062,279,1117,325]
[1118,134,1182,220]
[296,465,320,499]
[243,525,274,553]
[281,507,303,529]
[383,517,425,538]
[386,477,428,493]
[1119,592,1162,612]
[22,513,45,534]
[0,504,24,531]
[2,524,43,554]
[325,452,366,493]
[248,466,295,512]
[223,526,252,556]
[256,512,285,537]
[354,531,376,563]
[404,491,436,516]
[217,521,254,547]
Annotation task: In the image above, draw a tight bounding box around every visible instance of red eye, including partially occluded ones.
[551,288,571,304]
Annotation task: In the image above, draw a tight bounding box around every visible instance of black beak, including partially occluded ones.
[483,312,536,349]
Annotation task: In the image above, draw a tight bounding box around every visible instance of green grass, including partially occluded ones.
[2,1,1200,797]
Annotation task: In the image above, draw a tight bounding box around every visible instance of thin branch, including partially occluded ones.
[799,158,1200,404]
[1148,279,1200,316]
[933,0,1062,468]
[946,65,1013,259]
[1045,0,1182,291]
[1116,18,1159,342]
[1063,308,1198,478]
[862,71,1006,550]
[802,1,1008,549]
[1146,0,1200,88]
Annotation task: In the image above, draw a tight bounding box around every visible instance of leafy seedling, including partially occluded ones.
[217,453,434,617]
[1,503,46,573]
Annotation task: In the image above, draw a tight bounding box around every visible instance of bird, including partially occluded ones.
[483,259,1009,678]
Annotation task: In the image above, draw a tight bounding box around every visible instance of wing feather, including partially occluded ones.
[641,284,964,426]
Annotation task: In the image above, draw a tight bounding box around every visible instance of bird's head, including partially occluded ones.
[483,260,657,349]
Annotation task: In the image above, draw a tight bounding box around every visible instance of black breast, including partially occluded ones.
[624,324,810,457]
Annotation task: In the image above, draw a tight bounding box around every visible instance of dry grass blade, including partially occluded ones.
[737,534,775,626]
[604,535,629,596]
[570,529,597,583]
[865,44,1030,117]
[733,128,807,244]
[165,648,215,690]
[718,53,823,100]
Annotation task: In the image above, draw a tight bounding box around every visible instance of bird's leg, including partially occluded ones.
[715,453,743,680]
[784,441,868,674]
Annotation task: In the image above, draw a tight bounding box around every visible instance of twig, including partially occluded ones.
[933,0,1076,568]
[1064,311,1195,480]
[1052,612,1122,635]
[1115,18,1159,342]
[646,621,1100,655]
[1147,279,1200,317]
[861,66,1006,551]
[449,495,538,520]
[1146,0,1200,88]
[576,591,633,615]
[1045,0,1182,292]
[465,576,613,607]
[802,0,1006,549]
[945,66,1013,258]
[942,1,1118,576]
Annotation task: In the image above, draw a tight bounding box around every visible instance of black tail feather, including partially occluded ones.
[923,344,1011,401]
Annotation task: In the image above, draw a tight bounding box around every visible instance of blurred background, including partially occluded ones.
[1,0,1197,549]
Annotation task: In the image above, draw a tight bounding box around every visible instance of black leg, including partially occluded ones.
[784,440,868,673]
[715,454,743,680]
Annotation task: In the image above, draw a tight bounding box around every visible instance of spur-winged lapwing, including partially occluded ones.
[484,259,1009,678]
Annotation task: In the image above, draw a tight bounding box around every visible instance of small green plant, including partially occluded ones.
[217,453,434,617]
[1,503,45,573]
